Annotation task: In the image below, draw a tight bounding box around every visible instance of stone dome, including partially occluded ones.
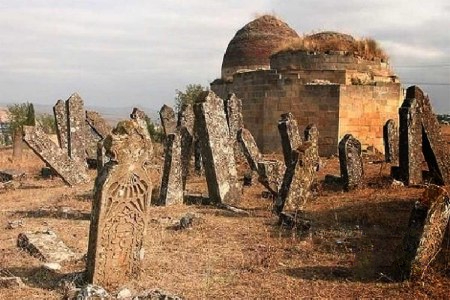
[221,15,299,80]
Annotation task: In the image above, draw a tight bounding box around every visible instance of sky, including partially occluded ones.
[0,0,449,112]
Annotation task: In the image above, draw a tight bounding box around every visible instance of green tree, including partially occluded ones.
[36,113,56,134]
[7,102,35,132]
[144,115,164,143]
[174,84,206,112]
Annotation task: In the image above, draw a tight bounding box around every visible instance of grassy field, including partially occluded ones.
[0,146,449,299]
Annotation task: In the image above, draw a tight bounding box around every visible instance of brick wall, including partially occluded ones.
[338,83,403,152]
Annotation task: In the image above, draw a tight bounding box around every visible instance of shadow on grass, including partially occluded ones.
[14,209,91,221]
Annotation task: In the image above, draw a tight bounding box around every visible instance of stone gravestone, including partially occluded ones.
[86,119,152,289]
[159,131,183,205]
[274,142,317,214]
[53,99,68,151]
[338,134,364,191]
[66,93,87,164]
[224,93,244,139]
[413,86,450,185]
[398,96,422,186]
[177,104,194,185]
[257,160,286,198]
[23,126,89,186]
[383,119,399,163]
[86,110,112,139]
[159,104,177,136]
[193,91,241,205]
[400,184,450,280]
[304,124,320,171]
[237,128,262,172]
[278,113,302,167]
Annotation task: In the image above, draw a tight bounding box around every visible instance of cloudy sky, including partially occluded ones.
[1,0,449,112]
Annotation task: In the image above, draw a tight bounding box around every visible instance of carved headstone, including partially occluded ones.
[53,99,68,150]
[278,113,302,167]
[400,185,450,280]
[338,134,364,191]
[383,119,399,163]
[23,126,89,186]
[304,124,320,171]
[274,142,317,214]
[66,93,87,164]
[86,110,112,139]
[159,132,183,205]
[86,119,152,289]
[237,128,261,172]
[224,93,244,139]
[193,91,241,204]
[159,104,177,136]
[399,97,422,185]
[257,160,286,198]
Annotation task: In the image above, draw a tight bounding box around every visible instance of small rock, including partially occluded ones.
[0,276,25,288]
[6,219,23,229]
[117,288,132,299]
[391,179,404,187]
[77,284,109,300]
[179,213,196,229]
[42,262,62,271]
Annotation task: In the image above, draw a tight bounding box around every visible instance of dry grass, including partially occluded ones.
[1,147,450,298]
[273,32,389,62]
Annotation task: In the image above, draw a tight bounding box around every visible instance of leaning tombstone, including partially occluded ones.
[53,99,69,151]
[237,128,262,172]
[193,91,241,204]
[159,131,183,205]
[159,104,177,136]
[23,126,89,186]
[257,160,286,198]
[224,93,244,139]
[177,105,195,184]
[278,113,302,167]
[86,110,112,139]
[274,142,317,214]
[338,134,364,191]
[400,184,450,280]
[86,119,152,289]
[383,119,399,163]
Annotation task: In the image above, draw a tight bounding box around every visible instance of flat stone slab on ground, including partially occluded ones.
[17,230,81,263]
[0,169,26,182]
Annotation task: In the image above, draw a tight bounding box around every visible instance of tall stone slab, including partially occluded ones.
[278,113,302,167]
[257,160,286,198]
[383,119,399,163]
[304,124,320,171]
[274,142,317,214]
[177,104,195,183]
[86,110,112,139]
[53,99,68,150]
[66,93,87,164]
[87,119,152,289]
[159,132,183,205]
[237,128,261,172]
[96,141,106,176]
[193,91,241,205]
[224,93,244,139]
[159,104,177,136]
[411,86,450,185]
[130,108,153,154]
[399,97,422,185]
[338,134,364,191]
[23,126,89,186]
[400,185,450,280]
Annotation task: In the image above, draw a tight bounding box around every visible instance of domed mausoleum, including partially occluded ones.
[212,15,403,156]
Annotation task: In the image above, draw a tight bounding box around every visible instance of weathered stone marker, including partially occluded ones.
[87,119,152,289]
[274,142,317,214]
[383,119,399,163]
[193,91,241,204]
[159,132,183,205]
[278,113,302,167]
[224,93,244,139]
[23,126,89,186]
[400,184,450,280]
[159,104,177,136]
[304,124,320,171]
[338,134,363,191]
[177,104,195,184]
[53,99,68,150]
[66,93,87,164]
[398,96,422,185]
[237,128,262,172]
[86,110,112,139]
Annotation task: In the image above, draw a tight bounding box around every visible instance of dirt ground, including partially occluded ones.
[0,146,449,299]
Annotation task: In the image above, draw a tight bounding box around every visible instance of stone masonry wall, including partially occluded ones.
[338,83,403,152]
